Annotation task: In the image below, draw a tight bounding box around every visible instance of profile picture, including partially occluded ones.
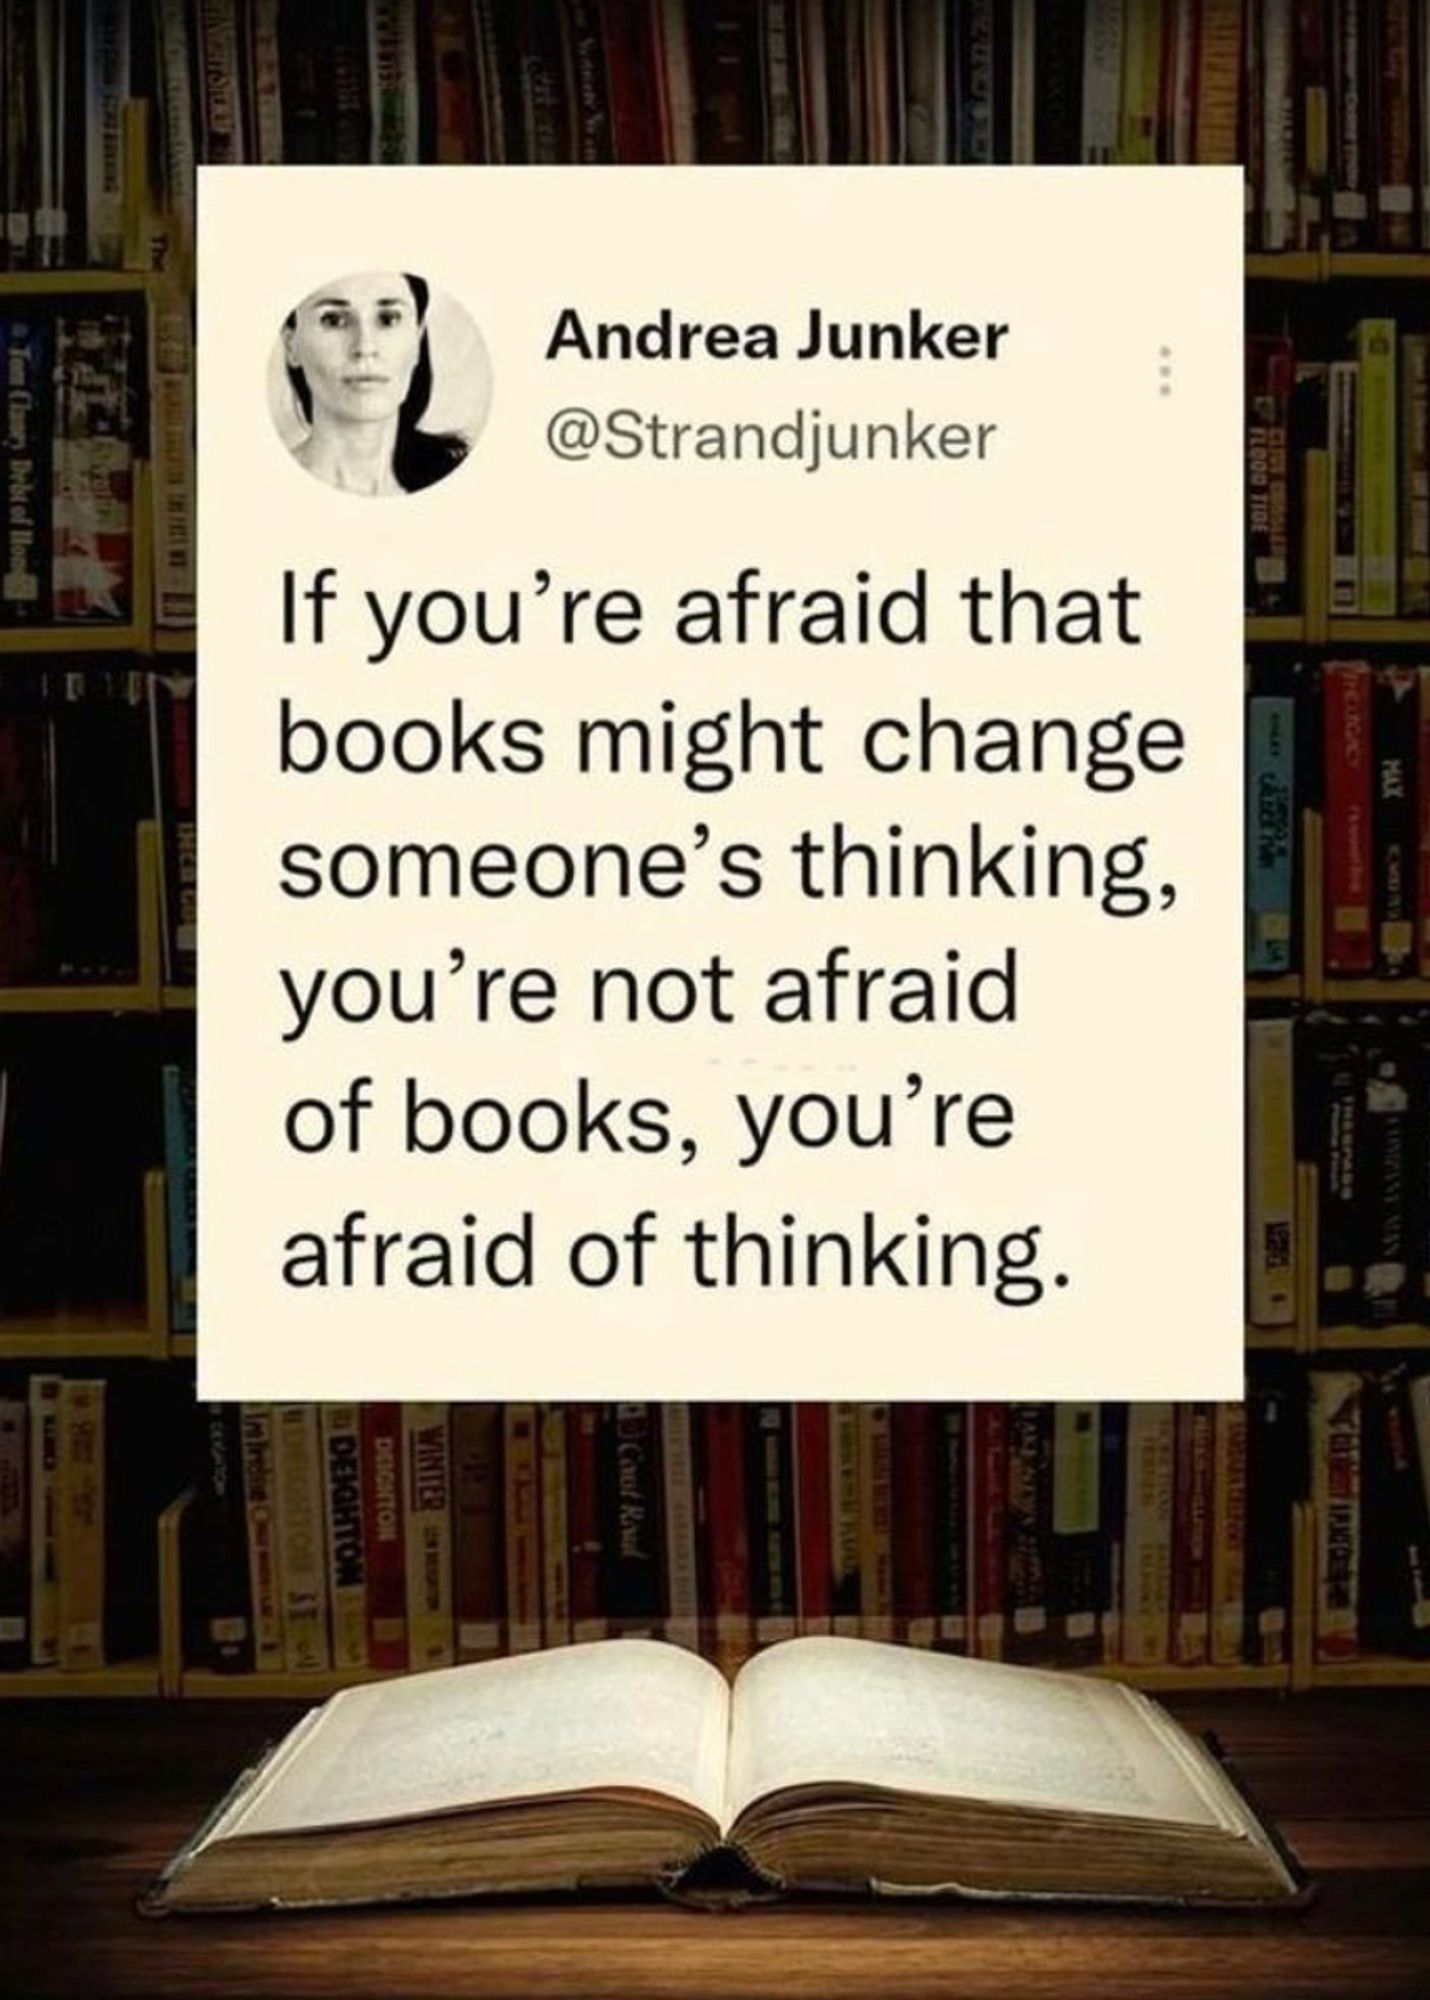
[268,271,491,497]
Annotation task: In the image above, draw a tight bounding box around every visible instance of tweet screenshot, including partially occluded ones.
[198,167,1241,1401]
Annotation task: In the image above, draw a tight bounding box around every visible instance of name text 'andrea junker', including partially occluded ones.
[545,307,1011,363]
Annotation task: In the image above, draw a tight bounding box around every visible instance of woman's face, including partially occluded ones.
[285,273,421,427]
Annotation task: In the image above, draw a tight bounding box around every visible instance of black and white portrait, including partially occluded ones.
[269,271,490,497]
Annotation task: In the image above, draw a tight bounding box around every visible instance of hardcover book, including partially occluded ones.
[142,1636,1305,1916]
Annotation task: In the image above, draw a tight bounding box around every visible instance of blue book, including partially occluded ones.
[1246,695,1295,973]
[162,1062,196,1334]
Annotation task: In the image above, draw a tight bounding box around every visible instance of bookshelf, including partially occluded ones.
[4,25,1430,1707]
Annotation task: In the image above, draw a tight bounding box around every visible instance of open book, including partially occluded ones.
[144,1636,1305,1913]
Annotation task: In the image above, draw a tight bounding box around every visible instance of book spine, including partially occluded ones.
[31,0,67,266]
[1247,1016,1297,1326]
[238,1403,283,1672]
[936,1403,968,1650]
[857,1402,893,1642]
[746,1404,796,1648]
[761,0,801,163]
[1295,0,1330,245]
[1211,1402,1249,1666]
[1332,0,1370,245]
[1009,0,1037,163]
[1311,1370,1362,1659]
[1260,0,1296,248]
[1033,0,1082,165]
[563,0,614,164]
[161,1063,197,1330]
[1171,1403,1215,1666]
[329,0,371,163]
[1246,694,1295,973]
[660,1403,700,1650]
[538,1404,570,1647]
[1374,0,1415,246]
[198,1401,252,1671]
[0,1398,28,1667]
[792,1401,832,1636]
[1195,0,1243,162]
[249,0,284,161]
[1329,359,1361,612]
[891,1403,936,1647]
[1361,1027,1413,1325]
[368,0,419,161]
[1323,659,1375,971]
[1246,334,1295,613]
[2,316,51,625]
[652,0,697,162]
[148,290,196,628]
[359,1403,406,1669]
[1363,1367,1430,1651]
[153,0,196,250]
[828,1401,860,1638]
[1005,1403,1052,1658]
[84,0,129,264]
[970,1402,1007,1660]
[56,1380,104,1671]
[320,1403,366,1670]
[1245,1381,1293,1665]
[1409,1372,1430,1525]
[901,0,947,163]
[402,1403,453,1669]
[197,0,246,162]
[1374,665,1419,976]
[27,1375,60,1666]
[567,1403,604,1643]
[1098,1404,1128,1661]
[1401,333,1430,613]
[1079,0,1123,161]
[502,1404,541,1655]
[451,1404,502,1661]
[955,0,996,164]
[273,1404,330,1672]
[601,1403,662,1633]
[1051,1403,1100,1661]
[1123,1402,1175,1665]
[701,1402,750,1670]
[1358,317,1399,615]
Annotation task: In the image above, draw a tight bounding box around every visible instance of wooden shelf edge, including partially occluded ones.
[1312,1326,1430,1351]
[0,1658,161,1697]
[0,1324,158,1360]
[1309,1655,1430,1688]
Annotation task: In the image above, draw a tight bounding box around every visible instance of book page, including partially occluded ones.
[215,1641,730,1842]
[725,1638,1225,1831]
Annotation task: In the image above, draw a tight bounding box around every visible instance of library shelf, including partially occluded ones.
[168,1334,196,1360]
[1246,1325,1299,1352]
[1326,619,1430,644]
[0,1312,160,1362]
[1311,1325,1430,1352]
[1323,978,1430,1003]
[1309,1656,1430,1688]
[1245,616,1304,643]
[1245,974,1302,1002]
[0,1659,161,1698]
[1245,250,1430,284]
[152,628,196,656]
[1245,252,1321,283]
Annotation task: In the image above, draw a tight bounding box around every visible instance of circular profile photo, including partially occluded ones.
[268,271,491,497]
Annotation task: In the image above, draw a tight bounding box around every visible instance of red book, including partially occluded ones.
[793,1402,831,1635]
[1171,1404,1215,1666]
[567,1404,605,1642]
[1374,0,1415,249]
[700,1403,750,1672]
[359,1403,406,1670]
[969,1405,1007,1661]
[891,1404,936,1647]
[1323,661,1374,971]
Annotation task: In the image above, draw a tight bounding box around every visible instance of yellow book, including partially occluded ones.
[56,1380,105,1672]
[1357,318,1399,616]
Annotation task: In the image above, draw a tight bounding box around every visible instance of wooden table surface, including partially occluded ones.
[3,1690,1429,1999]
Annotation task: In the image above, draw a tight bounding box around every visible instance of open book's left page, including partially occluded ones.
[206,1641,731,1845]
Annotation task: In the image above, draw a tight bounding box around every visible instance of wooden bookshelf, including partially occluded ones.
[1245,250,1430,283]
[1312,1325,1430,1353]
[1309,1655,1430,1687]
[0,821,165,1014]
[0,1659,161,1697]
[0,1308,159,1362]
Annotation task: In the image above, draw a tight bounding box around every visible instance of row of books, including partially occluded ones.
[17,2,1430,253]
[188,1398,1298,1680]
[1310,1365,1430,1659]
[1302,1012,1430,1331]
[0,1378,106,1670]
[0,308,141,627]
[0,665,195,985]
[1247,320,1430,619]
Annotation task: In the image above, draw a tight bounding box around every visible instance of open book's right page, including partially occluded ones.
[724,1638,1241,1834]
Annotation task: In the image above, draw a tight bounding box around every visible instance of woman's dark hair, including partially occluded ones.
[284,272,468,492]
